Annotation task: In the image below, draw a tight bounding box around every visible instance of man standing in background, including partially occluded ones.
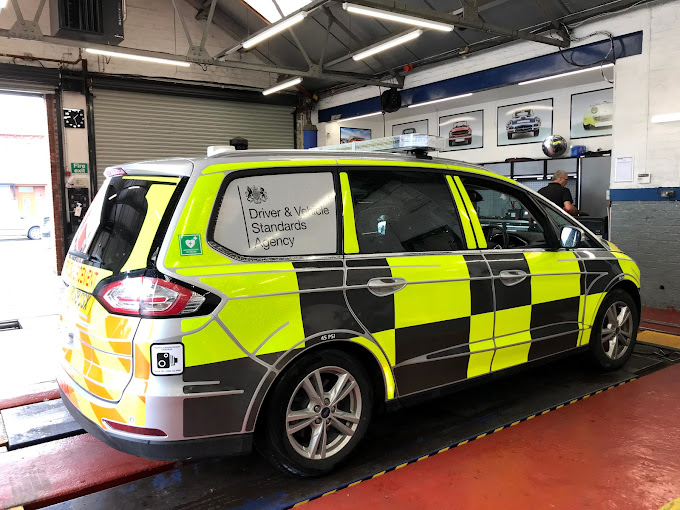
[539,170,580,215]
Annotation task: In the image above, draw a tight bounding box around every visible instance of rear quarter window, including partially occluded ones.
[212,172,338,257]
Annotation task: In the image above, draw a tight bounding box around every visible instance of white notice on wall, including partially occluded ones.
[614,157,634,182]
[214,172,337,257]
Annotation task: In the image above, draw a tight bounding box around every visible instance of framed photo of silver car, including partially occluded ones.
[439,110,483,151]
[497,98,553,146]
[570,88,613,139]
[392,119,429,137]
[340,127,372,144]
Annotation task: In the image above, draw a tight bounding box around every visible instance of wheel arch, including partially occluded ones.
[610,280,642,321]
[250,339,391,434]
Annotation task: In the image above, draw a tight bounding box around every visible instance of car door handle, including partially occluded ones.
[367,277,408,297]
[499,270,528,286]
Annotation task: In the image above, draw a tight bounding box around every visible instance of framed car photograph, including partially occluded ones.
[340,127,371,144]
[570,88,613,139]
[392,119,429,137]
[497,98,553,146]
[439,110,483,151]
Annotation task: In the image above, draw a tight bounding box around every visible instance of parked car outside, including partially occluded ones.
[448,121,472,146]
[506,109,541,139]
[0,212,46,240]
[583,102,613,130]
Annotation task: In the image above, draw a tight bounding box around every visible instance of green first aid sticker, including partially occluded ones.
[179,234,203,256]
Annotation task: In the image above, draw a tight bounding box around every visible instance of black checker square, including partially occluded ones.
[395,317,471,364]
[581,258,622,295]
[528,331,580,361]
[528,296,581,360]
[345,259,395,334]
[395,355,470,396]
[484,252,532,311]
[464,254,494,315]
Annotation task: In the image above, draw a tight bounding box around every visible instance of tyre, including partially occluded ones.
[27,226,41,240]
[466,138,472,145]
[256,349,373,477]
[449,140,454,147]
[507,132,513,140]
[533,129,539,137]
[584,123,592,130]
[588,288,639,370]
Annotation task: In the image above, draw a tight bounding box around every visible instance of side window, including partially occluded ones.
[213,172,337,257]
[543,206,602,249]
[459,176,551,250]
[347,170,466,254]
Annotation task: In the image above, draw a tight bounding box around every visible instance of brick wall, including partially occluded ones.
[45,95,65,275]
[611,201,680,310]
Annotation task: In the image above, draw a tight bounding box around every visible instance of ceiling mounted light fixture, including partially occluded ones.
[242,12,307,49]
[518,63,614,85]
[263,77,303,95]
[408,92,473,108]
[651,112,680,124]
[85,48,191,67]
[336,111,382,122]
[342,3,454,32]
[353,30,422,61]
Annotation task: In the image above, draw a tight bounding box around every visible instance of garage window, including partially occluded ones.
[213,172,337,257]
[346,170,466,254]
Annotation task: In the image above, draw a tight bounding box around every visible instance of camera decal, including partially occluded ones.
[151,343,184,376]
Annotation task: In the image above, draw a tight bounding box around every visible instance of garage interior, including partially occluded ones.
[1,0,680,508]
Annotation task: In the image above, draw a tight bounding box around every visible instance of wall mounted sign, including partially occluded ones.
[497,98,553,147]
[439,110,484,151]
[71,163,88,174]
[340,127,372,144]
[570,88,614,139]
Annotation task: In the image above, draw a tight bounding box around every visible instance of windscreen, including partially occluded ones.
[69,176,181,274]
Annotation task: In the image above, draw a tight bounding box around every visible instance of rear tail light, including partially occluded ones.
[102,418,167,437]
[96,277,205,317]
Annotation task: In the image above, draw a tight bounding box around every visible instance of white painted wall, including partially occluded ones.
[314,1,680,188]
[0,0,271,88]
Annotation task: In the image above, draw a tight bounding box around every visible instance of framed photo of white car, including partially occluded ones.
[439,110,483,151]
[340,127,371,144]
[570,88,613,139]
[497,99,553,146]
[392,119,428,137]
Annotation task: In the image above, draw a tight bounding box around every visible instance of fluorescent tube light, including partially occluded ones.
[242,12,307,49]
[408,92,473,108]
[343,3,453,32]
[518,63,614,85]
[336,111,382,122]
[651,112,680,124]
[353,30,422,61]
[86,48,191,67]
[263,77,303,95]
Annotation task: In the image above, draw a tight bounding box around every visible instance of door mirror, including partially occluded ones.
[560,226,582,249]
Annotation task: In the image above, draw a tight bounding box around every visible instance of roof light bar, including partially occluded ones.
[335,111,382,122]
[85,48,191,67]
[353,30,422,61]
[242,12,307,49]
[342,3,453,32]
[651,112,680,124]
[263,77,303,95]
[408,92,473,108]
[518,63,614,85]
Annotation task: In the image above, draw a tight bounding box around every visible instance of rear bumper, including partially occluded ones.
[60,388,253,461]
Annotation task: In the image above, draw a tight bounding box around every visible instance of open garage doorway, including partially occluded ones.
[0,92,64,329]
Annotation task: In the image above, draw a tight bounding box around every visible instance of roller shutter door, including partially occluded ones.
[93,89,294,188]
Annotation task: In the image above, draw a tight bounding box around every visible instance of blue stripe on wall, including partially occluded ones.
[610,188,680,202]
[318,31,643,123]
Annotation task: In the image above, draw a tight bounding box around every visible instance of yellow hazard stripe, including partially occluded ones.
[446,175,476,249]
[339,172,359,254]
[453,175,487,249]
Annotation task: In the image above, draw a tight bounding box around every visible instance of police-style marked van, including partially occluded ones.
[59,146,640,476]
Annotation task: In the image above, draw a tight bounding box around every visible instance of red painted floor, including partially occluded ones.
[0,381,60,411]
[0,433,174,509]
[306,364,680,510]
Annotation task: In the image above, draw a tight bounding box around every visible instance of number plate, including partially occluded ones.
[66,287,94,316]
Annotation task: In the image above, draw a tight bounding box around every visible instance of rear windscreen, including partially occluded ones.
[69,176,181,274]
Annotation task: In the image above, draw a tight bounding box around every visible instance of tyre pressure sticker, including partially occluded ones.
[151,343,184,376]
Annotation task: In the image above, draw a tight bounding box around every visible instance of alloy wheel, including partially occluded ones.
[601,301,634,360]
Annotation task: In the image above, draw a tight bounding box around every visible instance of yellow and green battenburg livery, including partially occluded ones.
[57,151,640,461]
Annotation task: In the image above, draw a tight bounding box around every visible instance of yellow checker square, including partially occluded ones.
[389,255,471,329]
[184,320,247,367]
[468,313,494,378]
[492,305,532,371]
[525,252,581,305]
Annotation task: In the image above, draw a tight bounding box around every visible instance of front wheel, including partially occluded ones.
[27,226,41,240]
[589,289,639,370]
[256,349,373,476]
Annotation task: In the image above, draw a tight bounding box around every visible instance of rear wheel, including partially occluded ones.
[256,349,373,476]
[589,289,638,370]
[507,132,513,140]
[533,129,540,137]
[27,226,41,240]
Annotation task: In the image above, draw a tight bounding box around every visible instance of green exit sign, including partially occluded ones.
[71,163,88,174]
